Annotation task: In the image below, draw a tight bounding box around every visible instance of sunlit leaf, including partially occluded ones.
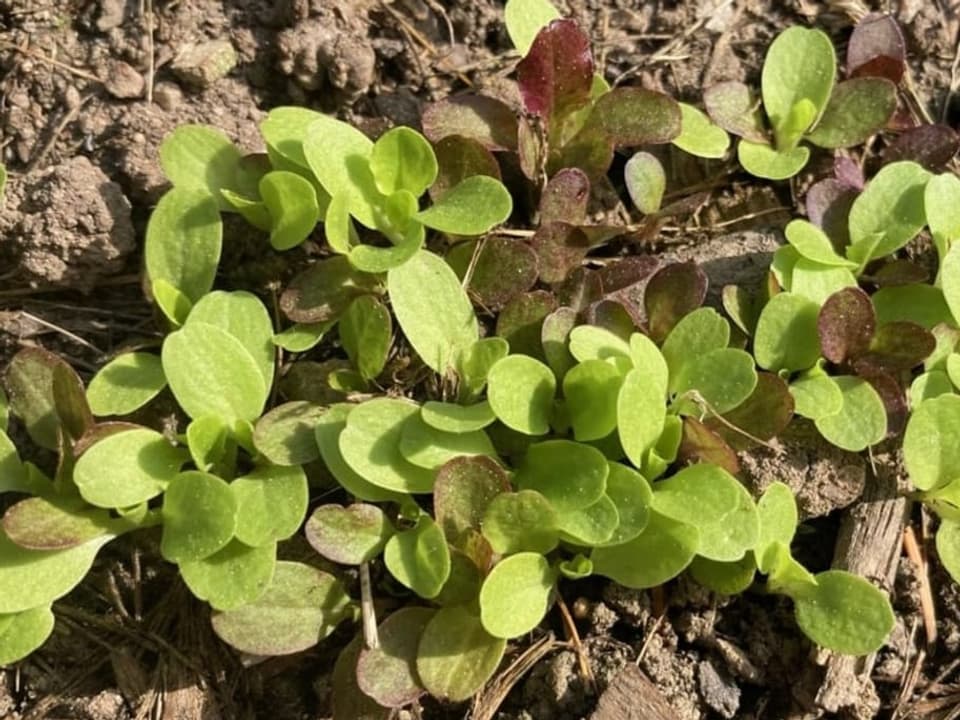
[592,510,698,588]
[384,516,451,599]
[481,490,559,554]
[161,471,236,563]
[231,464,308,547]
[903,394,960,491]
[624,152,666,214]
[515,439,608,513]
[814,375,887,451]
[416,176,512,236]
[737,140,810,180]
[259,170,320,251]
[479,553,555,638]
[486,355,556,435]
[87,353,167,417]
[0,606,55,665]
[807,78,896,149]
[180,540,276,611]
[672,103,730,158]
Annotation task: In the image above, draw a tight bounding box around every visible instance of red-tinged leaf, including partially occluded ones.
[703,81,767,143]
[585,87,682,146]
[858,369,907,437]
[657,192,712,219]
[833,156,865,190]
[434,456,510,545]
[517,19,594,128]
[74,421,143,457]
[52,362,94,442]
[598,256,660,322]
[806,78,898,149]
[847,13,906,83]
[805,178,857,250]
[644,261,708,343]
[469,236,540,309]
[884,124,960,171]
[540,168,590,225]
[431,135,502,200]
[356,607,434,708]
[869,260,928,287]
[280,256,381,323]
[556,267,603,311]
[518,120,545,180]
[706,372,794,451]
[422,95,519,151]
[678,418,740,474]
[4,347,79,451]
[332,637,391,720]
[585,298,639,338]
[549,126,614,179]
[530,223,590,284]
[542,307,578,381]
[817,287,876,365]
[853,321,936,373]
[496,290,559,359]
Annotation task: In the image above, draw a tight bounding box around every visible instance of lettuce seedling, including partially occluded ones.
[706,21,897,179]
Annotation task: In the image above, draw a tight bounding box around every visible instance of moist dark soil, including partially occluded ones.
[2,0,959,718]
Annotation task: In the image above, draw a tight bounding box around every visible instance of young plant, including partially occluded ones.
[705,19,898,179]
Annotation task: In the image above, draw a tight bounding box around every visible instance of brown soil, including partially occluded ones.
[1,0,959,718]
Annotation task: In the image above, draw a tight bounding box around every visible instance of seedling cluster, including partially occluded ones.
[2,0,958,712]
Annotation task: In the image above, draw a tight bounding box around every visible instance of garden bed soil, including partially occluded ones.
[1,0,959,718]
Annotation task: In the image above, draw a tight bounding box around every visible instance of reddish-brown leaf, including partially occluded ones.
[530,223,590,284]
[817,287,876,365]
[883,124,960,171]
[644,261,708,343]
[847,13,906,83]
[678,418,740,474]
[539,168,590,225]
[584,87,682,146]
[517,19,594,128]
[422,95,519,151]
[431,135,502,200]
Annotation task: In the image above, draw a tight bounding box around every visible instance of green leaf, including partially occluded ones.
[601,462,652,545]
[272,321,333,352]
[339,398,436,493]
[303,115,380,228]
[3,348,64,450]
[815,375,887,451]
[568,325,632,364]
[936,520,960,584]
[260,107,324,168]
[790,369,844,420]
[186,415,230,474]
[151,278,193,327]
[592,510,699,588]
[159,125,243,210]
[754,292,821,372]
[399,414,495,470]
[212,561,351,655]
[847,161,931,267]
[339,295,392,381]
[904,395,960,491]
[624,151,666,214]
[221,189,271,231]
[618,368,667,469]
[259,170,320,251]
[504,0,561,55]
[388,250,478,374]
[87,353,167,417]
[253,401,325,466]
[651,463,741,530]
[943,243,960,326]
[74,427,185,508]
[926,173,960,250]
[3,497,115,550]
[661,307,730,388]
[349,222,424,274]
[161,471,237,563]
[315,405,406,503]
[755,482,798,573]
[162,323,267,424]
[415,176,512,235]
[434,455,509,544]
[689,555,756,596]
[384,516,451,599]
[515,440,608,513]
[737,140,810,180]
[306,503,393,565]
[910,370,954,406]
[557,494,619,546]
[356,607,433,708]
[458,337,510,400]
[673,348,757,414]
[417,606,506,702]
[0,606,55,665]
[793,570,894,655]
[370,127,438,197]
[421,401,496,434]
[231,464,308,547]
[487,355,556,435]
[145,188,222,305]
[806,78,897,149]
[481,490,559,554]
[564,359,624,441]
[0,163,6,203]
[180,540,276,611]
[790,260,858,305]
[672,103,730,159]
[761,26,836,147]
[0,431,29,494]
[695,481,759,562]
[0,531,112,613]
[479,553,555,639]
[785,219,857,268]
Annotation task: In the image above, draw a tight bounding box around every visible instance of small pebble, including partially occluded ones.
[152,82,182,112]
[64,85,82,110]
[96,0,127,31]
[171,39,237,89]
[103,60,145,99]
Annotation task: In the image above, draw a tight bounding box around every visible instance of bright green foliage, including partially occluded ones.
[339,296,392,381]
[651,464,740,531]
[0,606,55,666]
[785,220,856,268]
[689,555,756,595]
[417,606,506,702]
[231,465,308,546]
[180,540,276,611]
[936,521,960,583]
[479,552,556,638]
[260,171,321,250]
[755,481,797,573]
[306,504,393,565]
[624,151,666,214]
[384,516,451,599]
[737,142,809,180]
[457,337,510,400]
[388,251,478,374]
[487,355,556,434]
[421,401,496,434]
[601,463,652,545]
[272,321,333,352]
[904,395,960,491]
[161,471,237,563]
[754,292,821,372]
[145,188,222,324]
[943,244,960,326]
[87,353,167,416]
[618,369,666,468]
[813,376,886,452]
[3,348,69,450]
[672,103,730,158]
[515,440,608,513]
[399,415,496,469]
[211,561,352,655]
[661,308,729,385]
[74,428,186,508]
[481,490,559,554]
[186,415,230,474]
[504,0,560,55]
[253,402,325,466]
[790,368,844,420]
[568,325,631,363]
[592,511,699,588]
[159,125,244,209]
[370,127,438,197]
[557,494,619,545]
[564,359,622,441]
[415,176,512,235]
[926,173,960,262]
[672,348,757,414]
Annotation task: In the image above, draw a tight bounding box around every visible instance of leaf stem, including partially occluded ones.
[359,562,379,650]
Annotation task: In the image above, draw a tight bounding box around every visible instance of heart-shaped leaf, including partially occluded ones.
[357,607,434,707]
[737,140,810,180]
[180,540,276,611]
[161,471,236,563]
[479,552,556,638]
[515,440,609,513]
[814,375,887,451]
[399,415,495,470]
[384,516,451,599]
[231,464,308,547]
[306,504,393,565]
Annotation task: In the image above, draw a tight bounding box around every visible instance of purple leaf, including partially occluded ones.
[854,321,936,373]
[356,608,433,707]
[805,178,857,250]
[644,261,708,343]
[847,13,906,83]
[703,81,767,142]
[422,95,519,151]
[584,87,682,146]
[468,236,540,309]
[817,287,876,365]
[540,168,590,225]
[833,156,864,190]
[496,290,559,359]
[434,456,510,544]
[556,267,603,311]
[598,256,660,323]
[585,298,639,338]
[884,124,960,171]
[858,369,908,437]
[431,135,502,200]
[678,418,740,474]
[706,372,795,451]
[517,19,594,129]
[869,259,928,287]
[530,223,590,284]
